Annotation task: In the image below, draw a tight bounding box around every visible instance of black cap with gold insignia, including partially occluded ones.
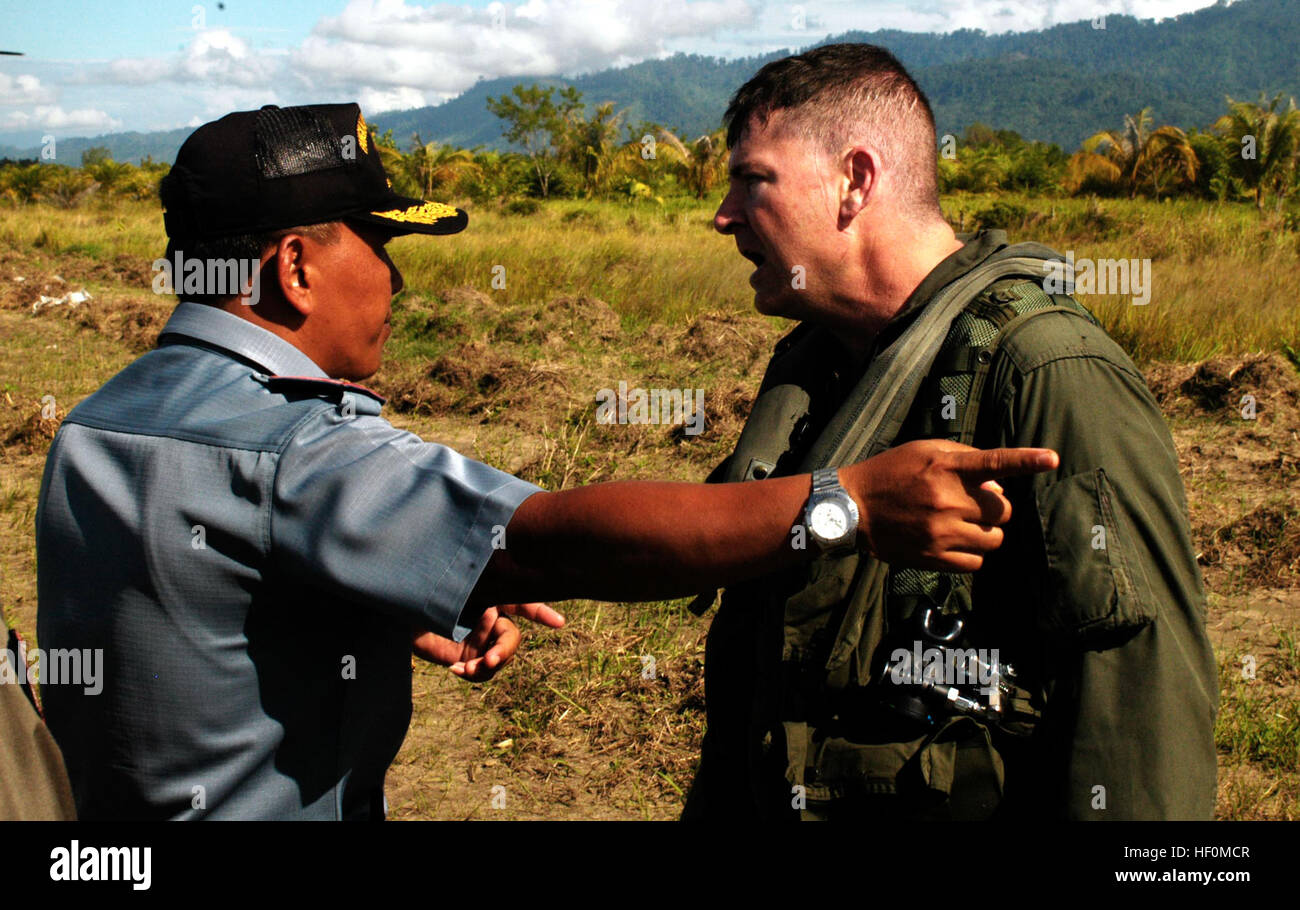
[160,102,468,244]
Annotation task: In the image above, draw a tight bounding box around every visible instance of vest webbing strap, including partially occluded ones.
[798,255,1068,471]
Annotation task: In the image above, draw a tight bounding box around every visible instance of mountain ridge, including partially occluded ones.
[2,0,1294,164]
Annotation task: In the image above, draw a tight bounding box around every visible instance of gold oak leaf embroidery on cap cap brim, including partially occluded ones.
[356,112,369,156]
[371,201,459,224]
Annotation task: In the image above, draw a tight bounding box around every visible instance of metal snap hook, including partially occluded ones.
[917,605,964,643]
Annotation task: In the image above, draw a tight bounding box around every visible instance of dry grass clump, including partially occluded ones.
[1146,353,1300,427]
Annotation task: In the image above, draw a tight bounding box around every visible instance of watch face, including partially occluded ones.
[810,501,849,541]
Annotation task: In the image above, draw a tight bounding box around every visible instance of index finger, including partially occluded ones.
[948,447,1059,483]
[496,602,566,629]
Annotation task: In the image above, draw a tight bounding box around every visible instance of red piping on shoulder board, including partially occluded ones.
[265,374,386,405]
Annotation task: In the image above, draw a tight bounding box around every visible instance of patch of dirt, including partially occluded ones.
[1217,762,1300,821]
[537,294,622,343]
[438,285,495,315]
[674,310,772,378]
[67,294,170,353]
[1200,505,1300,587]
[0,250,155,312]
[388,618,707,821]
[1206,587,1300,662]
[377,341,572,422]
[1146,353,1300,432]
[670,380,753,447]
[385,662,525,820]
[2,266,169,354]
[475,615,707,819]
[1,396,65,454]
[1151,354,1300,599]
[1,271,88,313]
[428,342,529,395]
[490,295,622,347]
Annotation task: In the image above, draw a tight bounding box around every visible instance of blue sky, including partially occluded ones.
[0,0,1222,145]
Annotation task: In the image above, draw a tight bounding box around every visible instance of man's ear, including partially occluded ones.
[272,234,313,316]
[838,146,879,228]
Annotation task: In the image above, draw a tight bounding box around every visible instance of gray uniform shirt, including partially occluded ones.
[36,302,541,819]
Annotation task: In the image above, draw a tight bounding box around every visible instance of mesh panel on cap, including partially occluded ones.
[254,106,344,179]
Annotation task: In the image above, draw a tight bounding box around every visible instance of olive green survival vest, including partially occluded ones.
[699,244,1100,820]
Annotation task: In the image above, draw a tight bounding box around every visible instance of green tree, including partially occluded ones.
[962,122,997,148]
[80,146,111,168]
[1214,92,1300,211]
[486,83,583,197]
[461,148,531,202]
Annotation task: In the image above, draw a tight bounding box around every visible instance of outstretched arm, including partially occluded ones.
[470,438,1059,606]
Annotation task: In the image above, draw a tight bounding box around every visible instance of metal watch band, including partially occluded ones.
[811,467,841,495]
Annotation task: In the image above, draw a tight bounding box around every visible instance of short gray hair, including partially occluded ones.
[724,44,942,221]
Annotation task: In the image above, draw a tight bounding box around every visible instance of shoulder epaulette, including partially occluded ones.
[261,374,387,406]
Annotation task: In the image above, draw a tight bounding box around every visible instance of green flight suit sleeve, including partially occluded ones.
[986,311,1219,820]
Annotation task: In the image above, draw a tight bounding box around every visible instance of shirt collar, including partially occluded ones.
[892,229,1009,325]
[867,229,1010,358]
[156,301,327,378]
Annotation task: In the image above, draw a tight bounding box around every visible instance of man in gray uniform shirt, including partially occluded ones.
[35,103,1058,819]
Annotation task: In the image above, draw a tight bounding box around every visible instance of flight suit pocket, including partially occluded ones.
[804,735,921,802]
[1034,467,1157,644]
[802,718,1005,819]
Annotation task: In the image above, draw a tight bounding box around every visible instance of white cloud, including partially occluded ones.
[665,0,1219,64]
[760,0,1216,39]
[0,73,57,106]
[82,0,760,111]
[292,0,758,99]
[0,105,121,132]
[358,85,430,114]
[104,29,281,88]
[72,2,758,118]
[899,0,1215,34]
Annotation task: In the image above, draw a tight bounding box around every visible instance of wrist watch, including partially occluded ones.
[803,467,860,555]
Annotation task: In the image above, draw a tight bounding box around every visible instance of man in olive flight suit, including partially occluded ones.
[683,44,1218,821]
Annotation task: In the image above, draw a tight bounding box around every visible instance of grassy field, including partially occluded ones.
[2,192,1299,819]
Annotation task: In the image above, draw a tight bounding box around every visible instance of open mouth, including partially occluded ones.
[740,248,765,268]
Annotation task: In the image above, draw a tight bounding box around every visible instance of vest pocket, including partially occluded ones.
[1034,467,1157,644]
[800,717,1005,818]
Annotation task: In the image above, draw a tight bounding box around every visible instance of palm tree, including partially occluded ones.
[561,101,626,196]
[405,135,480,198]
[374,141,416,198]
[652,127,730,199]
[1214,92,1300,211]
[1073,108,1198,199]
